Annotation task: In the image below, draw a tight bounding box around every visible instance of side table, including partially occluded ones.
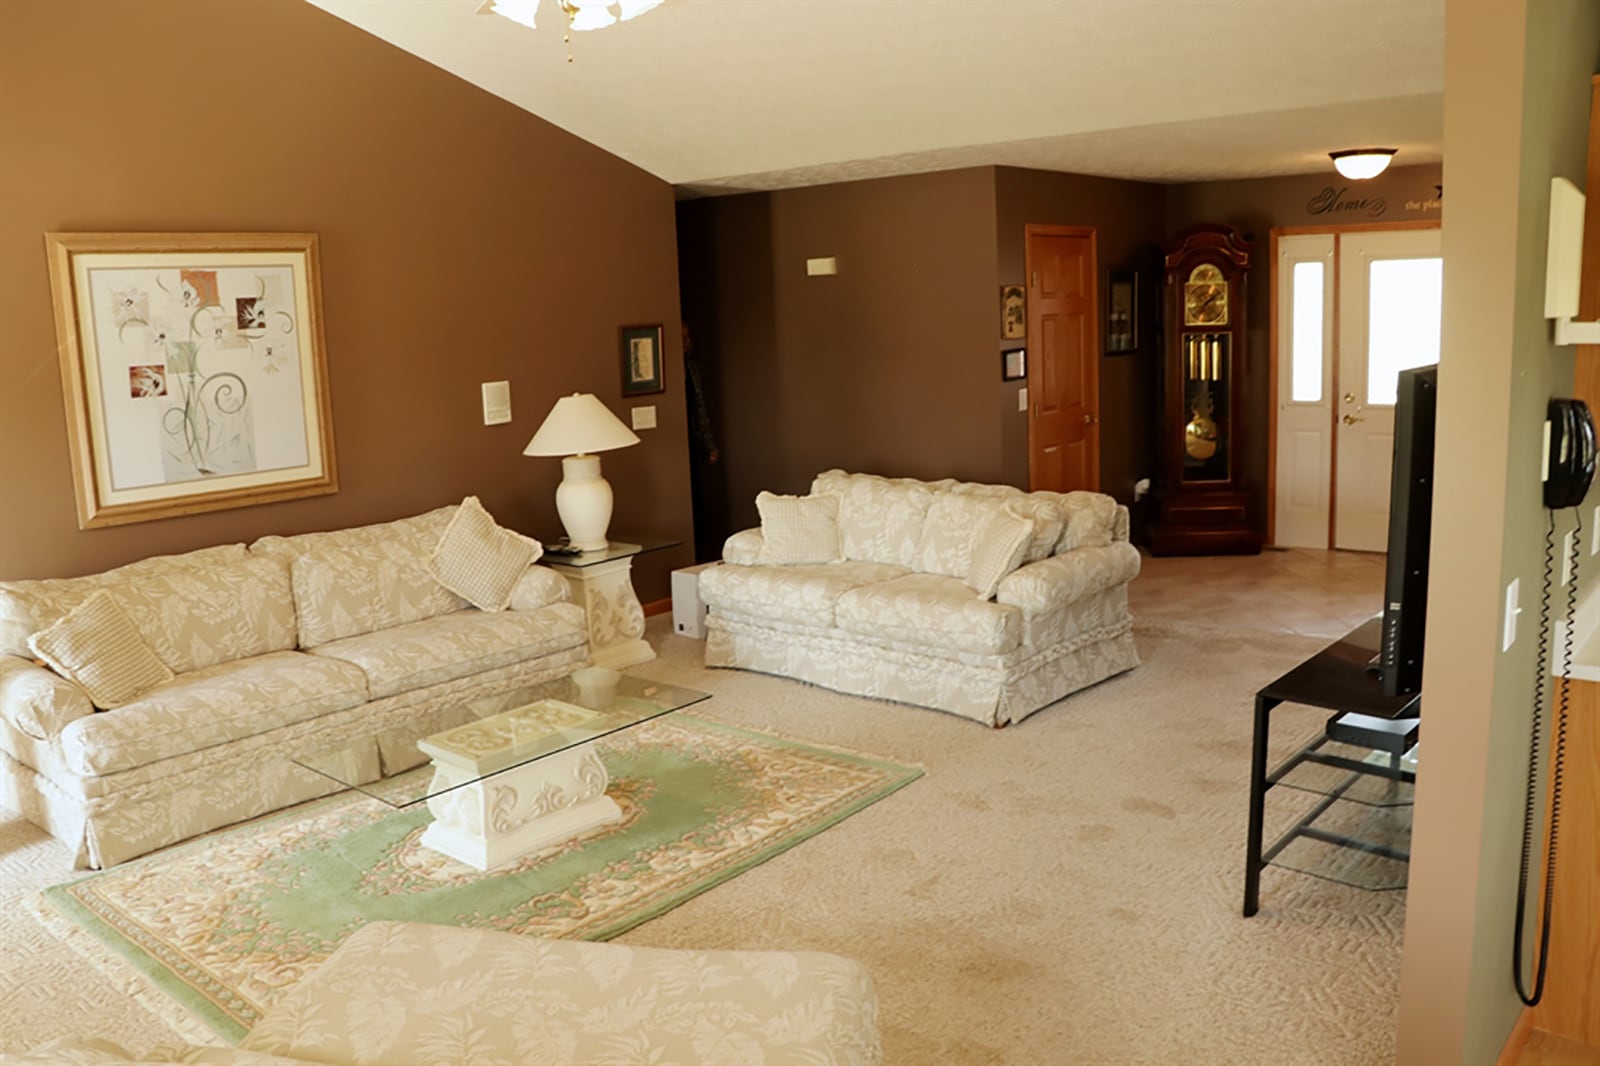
[542,537,679,670]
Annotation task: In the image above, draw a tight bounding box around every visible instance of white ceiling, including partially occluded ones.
[306,0,1445,194]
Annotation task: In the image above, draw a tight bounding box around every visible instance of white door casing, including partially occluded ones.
[1274,234,1335,548]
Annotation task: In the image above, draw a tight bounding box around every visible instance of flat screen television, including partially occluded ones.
[1378,364,1438,698]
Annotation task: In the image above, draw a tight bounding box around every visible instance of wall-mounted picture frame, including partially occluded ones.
[1106,269,1138,354]
[620,324,665,396]
[1000,284,1026,340]
[1002,347,1027,381]
[43,231,337,529]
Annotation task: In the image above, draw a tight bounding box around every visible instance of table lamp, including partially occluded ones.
[523,393,640,551]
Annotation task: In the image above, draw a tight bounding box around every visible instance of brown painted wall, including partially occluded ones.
[993,167,1167,500]
[1161,163,1445,535]
[0,0,692,599]
[676,169,999,535]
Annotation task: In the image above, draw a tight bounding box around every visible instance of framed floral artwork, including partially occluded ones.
[620,324,665,396]
[44,232,337,529]
[1000,284,1026,340]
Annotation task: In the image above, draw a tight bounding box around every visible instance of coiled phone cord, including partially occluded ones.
[1512,508,1578,1006]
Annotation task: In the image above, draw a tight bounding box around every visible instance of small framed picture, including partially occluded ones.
[620,324,665,396]
[1106,270,1138,354]
[1000,284,1026,340]
[1002,347,1026,381]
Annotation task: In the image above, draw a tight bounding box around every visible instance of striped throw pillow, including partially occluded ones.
[965,507,1036,600]
[27,590,174,709]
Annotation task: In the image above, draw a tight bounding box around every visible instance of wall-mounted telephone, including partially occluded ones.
[1513,398,1596,1005]
[1543,398,1596,507]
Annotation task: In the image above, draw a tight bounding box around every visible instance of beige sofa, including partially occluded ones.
[701,470,1141,727]
[0,506,589,869]
[6,920,882,1065]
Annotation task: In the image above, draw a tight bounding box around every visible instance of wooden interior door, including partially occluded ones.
[1025,225,1099,492]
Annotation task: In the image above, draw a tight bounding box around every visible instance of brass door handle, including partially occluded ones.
[1342,413,1365,425]
[1083,412,1099,425]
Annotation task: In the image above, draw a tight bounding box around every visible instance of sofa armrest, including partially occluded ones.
[508,564,571,612]
[722,527,764,566]
[996,542,1141,613]
[0,653,94,742]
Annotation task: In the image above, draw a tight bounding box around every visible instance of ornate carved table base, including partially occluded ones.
[547,556,653,669]
[419,744,621,872]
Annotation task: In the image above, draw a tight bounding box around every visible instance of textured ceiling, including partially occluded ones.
[306,0,1445,193]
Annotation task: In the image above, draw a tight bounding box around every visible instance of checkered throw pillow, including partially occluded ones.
[428,496,542,612]
[756,492,843,565]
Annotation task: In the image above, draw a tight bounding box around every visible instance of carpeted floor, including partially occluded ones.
[0,614,1405,1065]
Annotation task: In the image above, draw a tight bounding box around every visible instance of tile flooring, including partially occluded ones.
[1128,546,1387,639]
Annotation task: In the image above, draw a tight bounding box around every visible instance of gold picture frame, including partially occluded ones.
[44,232,338,529]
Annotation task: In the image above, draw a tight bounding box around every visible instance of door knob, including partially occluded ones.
[1083,412,1098,425]
[1344,392,1356,403]
[1342,413,1365,425]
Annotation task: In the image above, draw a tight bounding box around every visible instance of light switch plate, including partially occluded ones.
[1017,386,1028,412]
[1503,578,1520,652]
[631,405,657,430]
[805,257,837,276]
[481,381,511,426]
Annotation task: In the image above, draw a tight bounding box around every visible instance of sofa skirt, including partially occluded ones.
[0,645,588,869]
[705,590,1138,727]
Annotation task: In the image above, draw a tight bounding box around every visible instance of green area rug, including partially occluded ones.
[42,713,921,1043]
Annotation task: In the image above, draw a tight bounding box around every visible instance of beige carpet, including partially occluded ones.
[0,615,1403,1065]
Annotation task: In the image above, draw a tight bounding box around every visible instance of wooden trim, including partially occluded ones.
[1266,230,1280,547]
[1579,74,1600,323]
[1496,1009,1536,1066]
[642,597,672,617]
[1327,233,1342,549]
[1275,220,1442,237]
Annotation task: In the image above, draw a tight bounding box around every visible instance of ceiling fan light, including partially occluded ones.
[567,0,616,31]
[486,0,541,29]
[1330,148,1398,181]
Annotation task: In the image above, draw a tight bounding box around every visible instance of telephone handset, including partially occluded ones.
[1514,398,1595,1006]
[1542,398,1596,508]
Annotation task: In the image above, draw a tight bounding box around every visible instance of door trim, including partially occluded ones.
[1023,223,1099,491]
[1266,220,1441,547]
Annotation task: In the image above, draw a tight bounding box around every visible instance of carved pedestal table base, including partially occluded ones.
[547,555,654,669]
[419,744,620,871]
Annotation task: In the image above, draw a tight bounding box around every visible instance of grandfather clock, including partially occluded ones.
[1146,224,1261,555]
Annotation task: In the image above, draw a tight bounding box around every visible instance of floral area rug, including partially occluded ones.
[41,714,921,1043]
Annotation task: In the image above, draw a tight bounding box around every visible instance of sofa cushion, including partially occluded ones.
[253,505,469,647]
[309,603,588,700]
[1047,491,1121,551]
[428,495,542,612]
[835,573,1023,655]
[756,491,843,565]
[0,546,297,675]
[811,470,937,567]
[27,591,174,710]
[912,492,1011,577]
[56,651,370,777]
[700,561,910,628]
[965,509,1036,600]
[0,654,94,741]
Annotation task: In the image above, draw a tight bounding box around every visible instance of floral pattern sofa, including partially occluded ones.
[700,471,1141,727]
[0,506,589,869]
[9,920,882,1065]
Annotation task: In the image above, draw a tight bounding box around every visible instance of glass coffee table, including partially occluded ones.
[293,669,709,871]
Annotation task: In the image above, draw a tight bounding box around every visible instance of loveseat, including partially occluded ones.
[0,504,589,869]
[700,470,1141,726]
[6,920,882,1065]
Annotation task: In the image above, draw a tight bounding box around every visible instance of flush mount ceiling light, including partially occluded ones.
[1329,148,1398,181]
[478,0,665,60]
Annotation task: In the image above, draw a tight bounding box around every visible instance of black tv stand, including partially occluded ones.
[1243,617,1421,916]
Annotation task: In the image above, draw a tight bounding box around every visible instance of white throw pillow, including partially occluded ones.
[757,492,843,565]
[27,590,174,709]
[428,496,543,612]
[965,508,1036,600]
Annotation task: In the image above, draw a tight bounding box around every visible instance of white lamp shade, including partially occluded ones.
[524,393,640,456]
[1330,149,1397,181]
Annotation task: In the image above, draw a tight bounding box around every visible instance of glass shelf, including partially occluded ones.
[1275,741,1419,808]
[1268,801,1412,892]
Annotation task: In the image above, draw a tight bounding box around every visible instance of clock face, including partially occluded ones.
[1184,264,1229,326]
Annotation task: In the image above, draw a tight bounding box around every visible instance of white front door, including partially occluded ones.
[1273,234,1335,548]
[1272,227,1442,549]
[1333,229,1443,551]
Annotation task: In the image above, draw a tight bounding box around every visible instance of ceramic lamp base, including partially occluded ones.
[555,454,613,551]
